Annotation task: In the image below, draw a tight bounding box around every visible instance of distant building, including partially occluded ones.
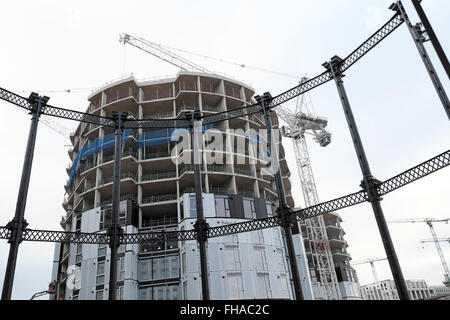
[361,279,449,300]
[428,285,450,300]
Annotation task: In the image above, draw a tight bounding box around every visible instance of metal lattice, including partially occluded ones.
[23,229,109,244]
[339,13,404,72]
[0,227,10,240]
[379,149,450,195]
[294,191,369,221]
[124,119,191,129]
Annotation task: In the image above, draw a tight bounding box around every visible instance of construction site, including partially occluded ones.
[0,1,449,303]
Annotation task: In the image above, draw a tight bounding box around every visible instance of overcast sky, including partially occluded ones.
[0,0,449,299]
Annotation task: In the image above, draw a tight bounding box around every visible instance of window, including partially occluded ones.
[119,203,127,226]
[279,274,290,298]
[254,248,268,271]
[117,286,124,300]
[117,257,125,281]
[99,208,112,231]
[256,273,271,299]
[182,253,187,274]
[190,195,197,218]
[225,246,241,270]
[266,203,273,217]
[251,230,264,244]
[98,244,107,257]
[276,248,286,272]
[75,244,82,263]
[138,256,180,282]
[96,262,105,285]
[243,199,256,219]
[96,290,104,300]
[75,214,81,232]
[227,273,243,299]
[215,196,230,217]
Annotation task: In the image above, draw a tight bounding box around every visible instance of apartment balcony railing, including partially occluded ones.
[176,105,199,115]
[141,217,178,228]
[144,150,171,160]
[82,203,95,212]
[99,193,137,207]
[99,172,136,186]
[83,182,96,193]
[208,187,231,195]
[234,167,254,177]
[141,171,177,182]
[202,105,220,112]
[206,165,232,174]
[144,111,174,119]
[332,249,349,255]
[240,190,256,198]
[142,194,177,204]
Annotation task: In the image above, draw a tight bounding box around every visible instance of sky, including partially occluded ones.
[0,0,449,299]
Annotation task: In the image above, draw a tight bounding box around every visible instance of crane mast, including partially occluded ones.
[277,78,341,300]
[388,218,450,286]
[353,257,387,284]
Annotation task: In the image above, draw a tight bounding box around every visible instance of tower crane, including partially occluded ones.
[420,238,450,244]
[119,33,341,299]
[352,257,387,284]
[388,217,450,286]
[277,79,340,300]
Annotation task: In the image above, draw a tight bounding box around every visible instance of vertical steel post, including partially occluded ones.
[188,111,210,300]
[108,111,127,301]
[1,93,49,300]
[256,93,304,300]
[324,55,410,300]
[410,0,450,79]
[391,1,450,120]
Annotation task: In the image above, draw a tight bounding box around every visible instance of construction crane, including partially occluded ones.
[420,238,450,244]
[353,257,387,284]
[16,107,71,140]
[120,33,340,299]
[388,218,450,286]
[277,79,340,300]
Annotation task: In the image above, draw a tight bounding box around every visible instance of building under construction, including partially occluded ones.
[49,71,361,300]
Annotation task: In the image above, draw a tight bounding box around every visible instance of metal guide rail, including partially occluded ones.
[1,149,447,244]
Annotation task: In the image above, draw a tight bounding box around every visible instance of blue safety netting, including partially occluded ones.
[66,124,269,191]
[66,130,132,190]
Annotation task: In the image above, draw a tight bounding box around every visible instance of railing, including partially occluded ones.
[141,217,178,228]
[144,150,171,159]
[234,167,254,177]
[142,194,177,204]
[82,203,95,212]
[101,154,114,164]
[208,187,231,195]
[141,171,177,182]
[202,105,220,112]
[206,165,232,174]
[98,172,136,186]
[99,193,137,207]
[83,182,96,193]
[144,111,174,119]
[240,190,256,198]
[332,249,349,255]
[176,105,199,115]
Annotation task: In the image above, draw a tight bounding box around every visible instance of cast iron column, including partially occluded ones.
[2,93,49,300]
[390,1,450,120]
[256,92,304,300]
[188,111,210,300]
[324,55,410,300]
[107,111,127,300]
[411,0,450,79]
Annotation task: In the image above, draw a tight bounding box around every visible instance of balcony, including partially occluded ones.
[142,194,177,204]
[143,150,171,160]
[141,171,177,182]
[141,217,178,229]
[98,172,137,187]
